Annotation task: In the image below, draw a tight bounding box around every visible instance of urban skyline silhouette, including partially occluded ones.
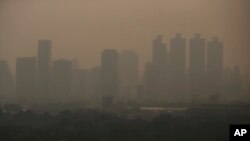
[1,33,248,106]
[0,1,249,140]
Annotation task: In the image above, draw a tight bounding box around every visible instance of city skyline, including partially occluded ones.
[1,33,249,77]
[0,1,249,140]
[1,34,248,105]
[0,34,241,76]
[0,0,249,76]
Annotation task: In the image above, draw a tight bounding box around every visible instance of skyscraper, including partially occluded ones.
[0,60,14,102]
[71,59,81,100]
[152,35,167,67]
[51,59,73,103]
[144,62,154,100]
[170,33,186,102]
[223,66,242,101]
[100,49,119,100]
[189,33,205,100]
[119,50,139,101]
[16,57,36,104]
[89,66,101,101]
[151,35,168,100]
[71,67,89,101]
[37,40,52,102]
[207,37,223,95]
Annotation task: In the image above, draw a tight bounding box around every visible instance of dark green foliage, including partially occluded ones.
[0,109,249,141]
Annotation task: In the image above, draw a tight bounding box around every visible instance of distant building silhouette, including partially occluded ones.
[100,49,119,100]
[223,67,233,101]
[170,33,186,102]
[207,37,223,96]
[223,66,242,102]
[189,33,206,101]
[88,66,101,101]
[144,62,154,100]
[37,40,52,102]
[150,35,168,101]
[0,60,14,102]
[51,59,73,103]
[153,35,167,67]
[5,34,246,105]
[119,50,139,101]
[71,65,88,101]
[16,57,36,104]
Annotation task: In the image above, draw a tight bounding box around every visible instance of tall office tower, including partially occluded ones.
[71,59,80,99]
[230,66,242,101]
[16,57,36,104]
[51,59,73,103]
[170,33,186,102]
[100,49,119,100]
[223,67,233,101]
[152,35,168,68]
[143,62,154,100]
[207,37,223,95]
[37,40,52,102]
[189,33,206,101]
[0,60,14,102]
[119,50,139,101]
[88,66,100,101]
[225,66,242,101]
[71,68,89,101]
[151,35,168,100]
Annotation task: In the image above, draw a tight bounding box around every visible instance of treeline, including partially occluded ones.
[0,108,249,141]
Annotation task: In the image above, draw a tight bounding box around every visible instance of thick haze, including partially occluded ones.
[0,0,249,75]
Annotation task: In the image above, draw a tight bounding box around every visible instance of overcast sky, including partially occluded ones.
[0,0,249,75]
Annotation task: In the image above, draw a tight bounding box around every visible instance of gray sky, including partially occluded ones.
[0,0,249,75]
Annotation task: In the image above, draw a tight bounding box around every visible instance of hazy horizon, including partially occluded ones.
[0,2,250,140]
[0,0,249,75]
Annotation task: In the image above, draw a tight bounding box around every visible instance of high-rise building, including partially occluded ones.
[150,35,168,100]
[119,50,139,101]
[37,40,52,102]
[231,66,242,93]
[144,62,154,100]
[71,67,88,101]
[152,35,167,67]
[16,57,36,104]
[0,60,14,102]
[100,49,119,100]
[189,33,206,100]
[207,37,223,95]
[170,33,186,101]
[51,59,73,103]
[88,66,101,101]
